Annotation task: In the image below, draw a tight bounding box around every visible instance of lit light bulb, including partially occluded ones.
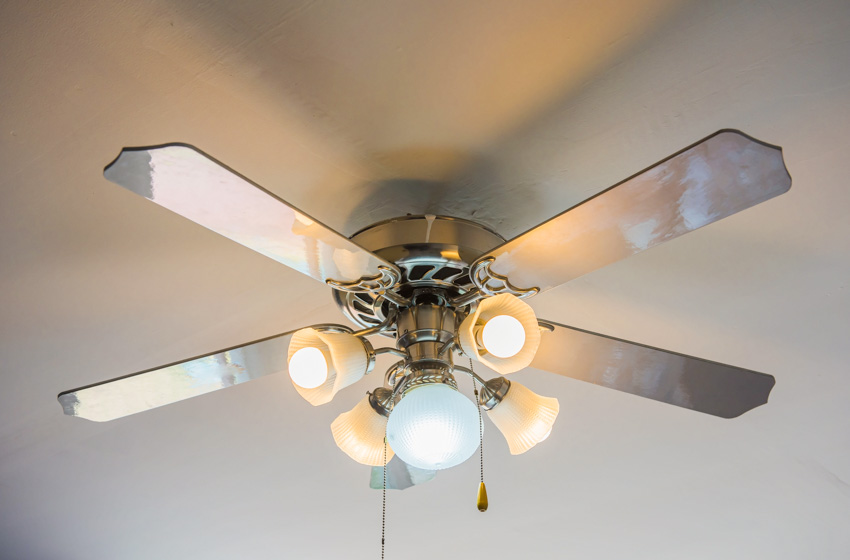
[386,384,480,470]
[481,315,526,358]
[288,346,328,389]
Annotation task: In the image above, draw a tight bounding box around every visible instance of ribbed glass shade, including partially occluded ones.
[331,394,394,466]
[386,384,480,470]
[287,328,369,406]
[458,294,541,374]
[486,381,559,455]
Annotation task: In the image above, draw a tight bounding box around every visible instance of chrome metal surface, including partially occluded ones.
[325,265,401,292]
[532,320,776,418]
[350,215,505,263]
[104,144,398,285]
[58,330,295,422]
[368,387,394,417]
[311,324,354,334]
[449,365,488,386]
[384,361,407,388]
[475,130,792,293]
[352,308,398,338]
[362,337,377,375]
[448,288,484,308]
[469,257,539,298]
[374,347,408,359]
[333,215,504,331]
[394,369,459,399]
[395,304,458,370]
[476,377,511,410]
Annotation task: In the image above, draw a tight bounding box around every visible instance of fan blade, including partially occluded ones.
[105,144,398,285]
[370,456,436,490]
[58,330,294,421]
[532,320,775,418]
[475,130,791,293]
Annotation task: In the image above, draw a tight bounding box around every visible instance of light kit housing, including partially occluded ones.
[287,327,373,406]
[458,293,541,374]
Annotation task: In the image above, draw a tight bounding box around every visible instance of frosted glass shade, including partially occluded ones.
[459,294,541,374]
[386,384,480,470]
[486,381,559,455]
[287,328,369,406]
[331,394,394,466]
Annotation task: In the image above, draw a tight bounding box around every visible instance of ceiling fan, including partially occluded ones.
[58,129,790,484]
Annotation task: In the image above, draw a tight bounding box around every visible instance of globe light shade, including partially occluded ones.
[484,379,559,455]
[287,328,370,406]
[386,384,481,470]
[458,294,541,374]
[331,393,394,466]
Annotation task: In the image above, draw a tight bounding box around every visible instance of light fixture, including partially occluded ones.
[331,388,394,466]
[458,293,541,374]
[481,315,525,358]
[479,377,559,455]
[288,347,328,389]
[386,383,481,470]
[287,327,374,406]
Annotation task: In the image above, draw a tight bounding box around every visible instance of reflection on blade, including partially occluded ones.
[370,456,436,490]
[532,320,775,418]
[477,130,792,292]
[104,144,397,284]
[58,331,294,422]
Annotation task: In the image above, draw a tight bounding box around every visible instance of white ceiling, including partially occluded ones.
[2,0,849,558]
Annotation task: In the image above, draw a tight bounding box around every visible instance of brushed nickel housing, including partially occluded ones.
[332,215,505,334]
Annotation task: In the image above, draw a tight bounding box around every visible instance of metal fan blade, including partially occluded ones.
[370,456,436,490]
[58,330,294,421]
[105,144,398,285]
[475,130,791,293]
[532,320,775,418]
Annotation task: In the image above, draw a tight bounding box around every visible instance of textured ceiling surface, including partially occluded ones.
[2,1,849,558]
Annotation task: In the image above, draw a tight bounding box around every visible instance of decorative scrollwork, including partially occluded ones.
[469,257,539,299]
[326,265,401,293]
[326,265,411,307]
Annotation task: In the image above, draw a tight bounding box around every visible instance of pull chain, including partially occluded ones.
[470,358,488,512]
[381,434,387,559]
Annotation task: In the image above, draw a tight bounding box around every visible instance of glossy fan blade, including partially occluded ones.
[532,321,775,418]
[58,331,294,421]
[370,456,436,490]
[476,130,791,293]
[104,144,398,285]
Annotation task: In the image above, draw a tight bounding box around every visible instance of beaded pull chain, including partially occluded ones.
[381,434,387,559]
[470,358,488,512]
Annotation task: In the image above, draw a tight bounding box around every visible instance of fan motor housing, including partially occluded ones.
[332,215,505,334]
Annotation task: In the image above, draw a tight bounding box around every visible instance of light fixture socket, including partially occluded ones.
[287,327,373,406]
[478,377,511,410]
[458,293,541,374]
[368,387,394,417]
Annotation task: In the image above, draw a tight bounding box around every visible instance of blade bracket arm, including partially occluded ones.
[469,257,539,299]
[326,265,412,307]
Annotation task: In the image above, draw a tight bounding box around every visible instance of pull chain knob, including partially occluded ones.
[477,481,489,512]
